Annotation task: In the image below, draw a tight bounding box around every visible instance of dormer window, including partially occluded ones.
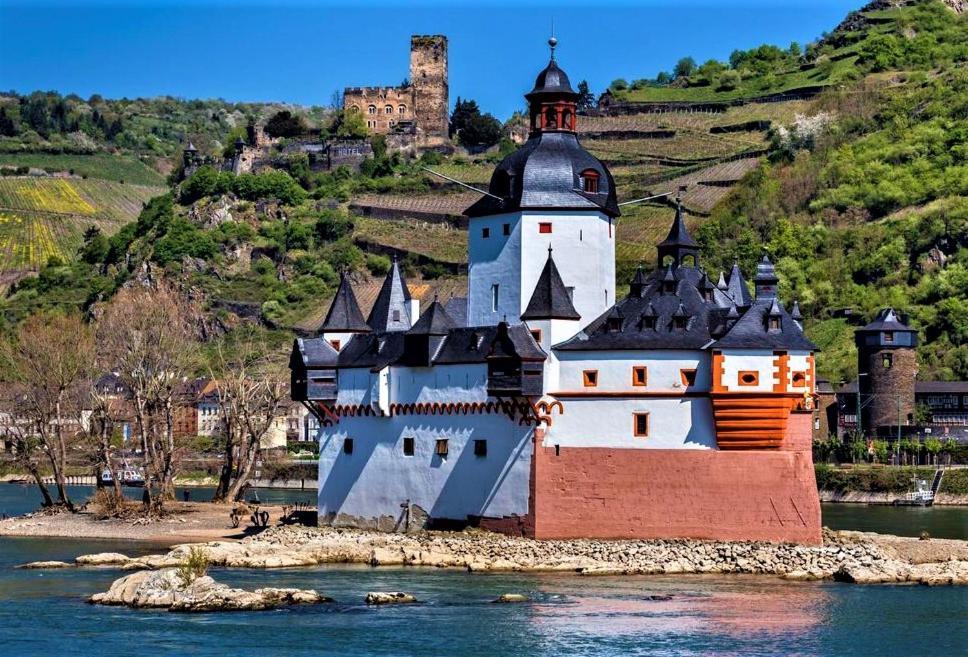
[663,280,676,294]
[672,316,688,330]
[642,316,657,330]
[768,317,781,331]
[580,169,599,193]
[883,331,894,343]
[606,317,623,332]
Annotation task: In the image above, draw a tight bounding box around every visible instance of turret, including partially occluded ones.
[367,257,417,332]
[656,198,700,268]
[320,271,371,351]
[754,254,779,300]
[855,308,919,435]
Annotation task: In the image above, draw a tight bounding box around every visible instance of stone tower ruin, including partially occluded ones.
[855,308,919,435]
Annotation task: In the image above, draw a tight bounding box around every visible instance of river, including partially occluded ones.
[0,484,965,657]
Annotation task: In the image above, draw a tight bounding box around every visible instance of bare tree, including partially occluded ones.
[0,313,95,510]
[208,330,288,503]
[97,282,198,513]
[85,377,125,500]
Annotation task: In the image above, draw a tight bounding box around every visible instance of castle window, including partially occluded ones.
[672,315,688,330]
[792,371,807,387]
[606,316,623,332]
[768,317,781,331]
[343,438,354,455]
[738,371,759,386]
[583,370,599,387]
[482,227,490,238]
[642,316,657,330]
[883,353,893,369]
[530,328,542,343]
[680,369,697,386]
[329,340,341,351]
[491,284,499,312]
[580,169,599,193]
[398,105,406,115]
[883,331,894,343]
[634,413,650,438]
[562,109,573,130]
[474,439,487,457]
[544,107,557,129]
[403,437,414,456]
[435,439,449,457]
[349,106,360,113]
[368,105,377,114]
[385,105,393,114]
[503,223,511,236]
[539,222,552,234]
[392,310,401,322]
[632,366,648,387]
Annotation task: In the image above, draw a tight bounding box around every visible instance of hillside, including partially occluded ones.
[0,0,963,387]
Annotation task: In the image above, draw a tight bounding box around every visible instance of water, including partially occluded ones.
[0,485,966,656]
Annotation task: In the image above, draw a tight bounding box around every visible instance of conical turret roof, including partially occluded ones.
[321,272,370,333]
[521,247,580,320]
[367,258,412,332]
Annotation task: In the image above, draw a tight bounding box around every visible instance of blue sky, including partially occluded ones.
[0,0,861,119]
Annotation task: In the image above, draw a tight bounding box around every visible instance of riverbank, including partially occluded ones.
[820,490,968,505]
[0,474,320,491]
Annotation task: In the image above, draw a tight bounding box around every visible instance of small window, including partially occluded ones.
[642,316,657,330]
[792,371,807,387]
[883,331,894,343]
[581,169,599,193]
[680,369,697,386]
[473,439,487,457]
[530,328,542,343]
[403,437,414,456]
[392,309,401,322]
[634,413,649,438]
[632,366,647,387]
[883,354,893,369]
[768,317,781,331]
[673,316,688,330]
[503,223,511,236]
[738,371,759,386]
[491,284,500,312]
[435,439,449,457]
[385,105,393,114]
[538,222,553,234]
[368,105,376,115]
[583,370,598,387]
[482,227,490,238]
[343,438,354,454]
[329,339,341,351]
[398,104,406,115]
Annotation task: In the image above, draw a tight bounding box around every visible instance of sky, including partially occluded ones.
[0,0,863,119]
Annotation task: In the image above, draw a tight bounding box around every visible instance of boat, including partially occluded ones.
[101,466,146,487]
[893,477,934,507]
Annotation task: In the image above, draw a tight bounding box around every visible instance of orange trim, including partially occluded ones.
[773,351,789,393]
[791,371,807,387]
[738,371,759,387]
[711,351,725,393]
[633,412,649,438]
[807,354,816,394]
[710,395,794,450]
[582,370,598,387]
[538,222,553,234]
[679,368,697,387]
[632,366,648,387]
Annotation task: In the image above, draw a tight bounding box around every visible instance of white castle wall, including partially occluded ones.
[719,349,776,392]
[555,350,710,392]
[316,414,533,525]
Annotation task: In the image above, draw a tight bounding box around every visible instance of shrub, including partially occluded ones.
[176,547,210,587]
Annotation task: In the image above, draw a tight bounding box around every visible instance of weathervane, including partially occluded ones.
[549,19,557,60]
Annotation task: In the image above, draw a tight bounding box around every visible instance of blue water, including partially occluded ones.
[0,484,966,656]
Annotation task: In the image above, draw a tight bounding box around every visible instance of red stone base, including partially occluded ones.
[528,413,821,544]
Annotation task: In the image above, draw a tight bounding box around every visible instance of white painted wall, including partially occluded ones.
[321,331,357,352]
[337,364,489,409]
[788,351,813,393]
[544,397,716,449]
[720,349,776,393]
[467,212,522,326]
[316,414,533,523]
[555,350,710,393]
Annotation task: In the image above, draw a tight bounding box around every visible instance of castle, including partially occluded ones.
[343,35,449,148]
[291,41,822,544]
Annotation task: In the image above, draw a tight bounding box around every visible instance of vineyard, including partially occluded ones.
[352,216,467,264]
[0,152,166,186]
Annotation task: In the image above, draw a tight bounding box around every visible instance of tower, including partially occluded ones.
[464,38,620,327]
[855,308,918,435]
[319,272,371,351]
[409,35,449,144]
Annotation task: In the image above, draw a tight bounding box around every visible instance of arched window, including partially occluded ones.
[368,105,377,115]
[385,105,393,114]
[681,254,695,267]
[580,169,600,193]
[544,107,557,130]
[398,105,407,115]
[562,109,573,130]
[349,105,360,113]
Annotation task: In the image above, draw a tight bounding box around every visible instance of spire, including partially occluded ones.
[717,271,728,291]
[629,264,650,297]
[754,253,779,300]
[791,300,803,329]
[661,263,677,294]
[407,297,455,335]
[320,272,370,334]
[522,247,580,320]
[367,258,412,332]
[656,193,700,268]
[548,33,557,61]
[726,261,753,307]
[185,141,197,152]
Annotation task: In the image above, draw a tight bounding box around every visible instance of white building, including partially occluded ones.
[291,41,823,543]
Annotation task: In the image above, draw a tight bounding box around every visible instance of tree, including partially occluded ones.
[97,283,198,513]
[717,70,742,91]
[449,98,502,149]
[655,71,672,85]
[449,97,480,138]
[264,110,308,138]
[576,80,595,112]
[330,109,368,139]
[0,313,95,510]
[0,108,16,137]
[208,329,288,502]
[674,57,696,79]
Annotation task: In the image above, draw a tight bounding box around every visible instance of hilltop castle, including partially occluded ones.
[343,35,449,149]
[291,40,822,544]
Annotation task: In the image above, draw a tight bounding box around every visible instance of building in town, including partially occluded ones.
[291,40,822,544]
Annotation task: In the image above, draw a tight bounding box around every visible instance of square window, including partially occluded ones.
[392,309,401,322]
[343,438,354,454]
[634,413,649,438]
[482,227,490,238]
[329,339,341,350]
[792,371,807,387]
[632,366,647,387]
[435,439,449,457]
[680,369,697,386]
[583,370,598,387]
[530,328,542,343]
[473,439,487,457]
[883,331,894,343]
[503,223,511,236]
[738,371,759,386]
[403,437,414,456]
[768,317,781,331]
[538,222,553,234]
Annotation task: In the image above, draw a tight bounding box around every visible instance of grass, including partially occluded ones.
[0,152,166,186]
[352,216,467,264]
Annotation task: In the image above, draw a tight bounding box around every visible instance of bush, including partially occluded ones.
[365,253,391,276]
[176,547,210,587]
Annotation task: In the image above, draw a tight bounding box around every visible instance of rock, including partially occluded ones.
[493,593,529,603]
[365,591,418,605]
[90,568,332,612]
[75,552,131,566]
[16,560,73,569]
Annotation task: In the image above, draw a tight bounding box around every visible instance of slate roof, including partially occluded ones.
[714,299,816,350]
[321,272,370,333]
[726,262,753,307]
[293,337,339,368]
[527,59,575,97]
[367,259,412,332]
[658,202,699,250]
[521,248,581,320]
[858,308,916,333]
[443,296,468,327]
[407,298,456,335]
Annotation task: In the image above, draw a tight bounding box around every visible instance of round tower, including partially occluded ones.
[855,308,918,435]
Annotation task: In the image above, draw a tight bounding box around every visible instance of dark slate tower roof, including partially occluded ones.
[407,297,456,335]
[726,262,753,307]
[521,247,581,321]
[656,198,700,266]
[367,258,412,332]
[855,307,919,349]
[715,299,816,350]
[528,60,575,96]
[321,272,370,333]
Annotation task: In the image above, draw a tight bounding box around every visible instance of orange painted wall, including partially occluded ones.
[530,413,821,544]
